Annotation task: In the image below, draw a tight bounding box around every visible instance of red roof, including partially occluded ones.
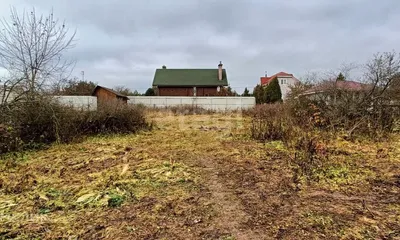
[302,80,371,95]
[336,80,366,90]
[260,72,296,85]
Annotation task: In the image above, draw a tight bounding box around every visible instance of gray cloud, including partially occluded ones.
[1,0,400,92]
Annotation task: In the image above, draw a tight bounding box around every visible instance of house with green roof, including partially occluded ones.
[152,62,229,96]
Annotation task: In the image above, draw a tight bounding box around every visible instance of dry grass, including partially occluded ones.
[0,111,399,239]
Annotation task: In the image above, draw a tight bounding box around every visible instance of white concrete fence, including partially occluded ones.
[3,95,255,111]
[128,96,256,111]
[53,96,97,111]
[0,93,97,111]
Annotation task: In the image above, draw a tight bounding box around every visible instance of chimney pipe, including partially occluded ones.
[162,65,167,69]
[218,61,223,81]
[265,71,268,77]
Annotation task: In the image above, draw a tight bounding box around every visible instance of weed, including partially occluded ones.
[39,207,51,215]
[303,211,335,232]
[108,194,124,208]
[45,188,61,198]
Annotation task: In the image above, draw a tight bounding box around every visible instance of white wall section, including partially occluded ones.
[127,96,255,111]
[54,96,97,111]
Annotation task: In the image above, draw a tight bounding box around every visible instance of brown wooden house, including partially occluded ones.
[152,62,229,96]
[92,86,129,105]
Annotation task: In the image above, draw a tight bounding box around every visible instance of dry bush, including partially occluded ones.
[249,99,398,183]
[291,133,327,182]
[0,124,21,154]
[250,103,328,181]
[250,104,300,143]
[0,98,150,154]
[292,94,400,138]
[83,101,150,135]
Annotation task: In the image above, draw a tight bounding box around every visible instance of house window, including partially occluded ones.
[193,87,197,96]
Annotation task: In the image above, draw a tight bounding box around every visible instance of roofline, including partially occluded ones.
[92,85,129,99]
[300,88,371,96]
[275,75,293,78]
[156,68,227,70]
[299,90,326,96]
[152,68,229,86]
[153,84,229,87]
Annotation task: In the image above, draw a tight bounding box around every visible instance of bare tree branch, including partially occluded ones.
[0,7,76,103]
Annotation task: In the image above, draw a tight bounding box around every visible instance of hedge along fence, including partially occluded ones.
[127,96,256,111]
[0,97,150,154]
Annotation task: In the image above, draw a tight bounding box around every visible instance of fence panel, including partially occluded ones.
[54,96,97,111]
[128,96,255,111]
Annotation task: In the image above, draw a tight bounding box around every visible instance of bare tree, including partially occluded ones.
[0,7,76,104]
[323,62,359,81]
[322,52,399,135]
[113,86,134,96]
[363,51,400,102]
[300,71,322,85]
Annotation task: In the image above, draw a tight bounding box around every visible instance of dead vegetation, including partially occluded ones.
[0,111,399,239]
[0,99,150,154]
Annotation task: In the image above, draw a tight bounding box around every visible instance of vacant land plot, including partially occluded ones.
[0,111,399,239]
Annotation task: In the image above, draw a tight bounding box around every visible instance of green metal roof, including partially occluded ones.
[152,69,228,87]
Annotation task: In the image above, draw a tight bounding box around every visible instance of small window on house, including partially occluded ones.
[193,87,197,96]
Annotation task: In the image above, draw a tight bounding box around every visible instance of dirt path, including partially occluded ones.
[150,113,267,239]
[194,156,257,239]
[162,114,293,239]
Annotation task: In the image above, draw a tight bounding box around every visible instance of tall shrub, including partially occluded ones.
[0,98,150,154]
[264,77,282,103]
[253,84,266,104]
[145,88,155,96]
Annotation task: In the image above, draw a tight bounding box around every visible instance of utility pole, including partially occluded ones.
[81,71,85,81]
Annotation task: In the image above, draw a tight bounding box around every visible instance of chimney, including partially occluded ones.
[218,61,223,81]
[162,65,167,69]
[265,71,268,77]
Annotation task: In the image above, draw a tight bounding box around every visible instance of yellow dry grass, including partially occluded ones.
[0,110,399,239]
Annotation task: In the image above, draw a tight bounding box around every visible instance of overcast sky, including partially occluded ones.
[1,0,399,93]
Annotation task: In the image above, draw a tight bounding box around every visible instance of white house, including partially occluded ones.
[260,72,300,99]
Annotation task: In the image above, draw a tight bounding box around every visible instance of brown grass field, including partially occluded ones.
[0,111,399,239]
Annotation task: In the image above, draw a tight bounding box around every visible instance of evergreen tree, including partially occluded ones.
[253,84,265,104]
[336,72,345,81]
[132,90,142,96]
[264,77,282,103]
[242,87,250,96]
[226,86,233,96]
[145,88,155,96]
